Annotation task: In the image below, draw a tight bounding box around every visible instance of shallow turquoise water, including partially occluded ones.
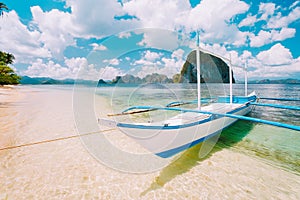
[220,84,300,174]
[95,83,300,174]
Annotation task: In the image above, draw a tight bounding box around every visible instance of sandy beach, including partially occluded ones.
[0,85,299,199]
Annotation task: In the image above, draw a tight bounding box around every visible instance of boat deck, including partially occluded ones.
[147,103,244,126]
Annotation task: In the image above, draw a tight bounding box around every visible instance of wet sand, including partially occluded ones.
[0,85,299,199]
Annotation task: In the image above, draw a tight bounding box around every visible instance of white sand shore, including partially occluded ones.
[0,85,299,199]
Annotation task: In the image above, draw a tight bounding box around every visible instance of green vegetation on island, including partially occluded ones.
[0,51,20,85]
[0,3,21,86]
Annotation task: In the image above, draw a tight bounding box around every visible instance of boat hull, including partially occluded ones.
[117,104,253,158]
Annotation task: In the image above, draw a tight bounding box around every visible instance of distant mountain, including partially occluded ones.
[111,74,142,84]
[142,73,172,83]
[20,76,97,85]
[111,73,172,84]
[20,74,173,85]
[20,76,62,84]
[97,79,107,85]
[247,79,300,84]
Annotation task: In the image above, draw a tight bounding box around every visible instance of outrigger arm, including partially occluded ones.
[107,105,300,131]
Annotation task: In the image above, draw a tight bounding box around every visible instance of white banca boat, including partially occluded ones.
[99,38,300,158]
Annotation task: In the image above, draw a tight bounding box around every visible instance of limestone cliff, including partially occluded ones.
[179,50,235,83]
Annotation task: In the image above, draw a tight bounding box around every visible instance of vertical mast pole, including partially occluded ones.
[196,32,201,110]
[245,61,248,96]
[229,54,233,105]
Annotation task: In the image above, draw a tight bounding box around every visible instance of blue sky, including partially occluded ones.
[0,0,299,80]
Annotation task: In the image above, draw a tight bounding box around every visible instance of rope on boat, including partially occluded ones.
[0,128,116,151]
[250,102,300,111]
[260,97,300,102]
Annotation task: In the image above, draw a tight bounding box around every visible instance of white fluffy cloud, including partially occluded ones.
[103,58,120,66]
[272,27,296,41]
[240,2,299,48]
[64,57,88,75]
[133,49,185,78]
[23,57,125,81]
[23,57,102,80]
[266,6,300,28]
[124,0,250,46]
[256,43,293,66]
[118,32,132,39]
[239,14,257,27]
[123,0,190,29]
[98,66,124,80]
[172,49,185,59]
[30,6,78,60]
[176,0,249,45]
[144,51,163,62]
[133,50,163,66]
[91,43,107,51]
[200,43,232,63]
[258,3,277,21]
[255,3,300,29]
[247,57,300,79]
[18,1,138,60]
[23,59,72,79]
[0,11,51,63]
[289,1,300,10]
[249,31,269,47]
[64,0,138,37]
[136,29,180,50]
[250,28,296,47]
